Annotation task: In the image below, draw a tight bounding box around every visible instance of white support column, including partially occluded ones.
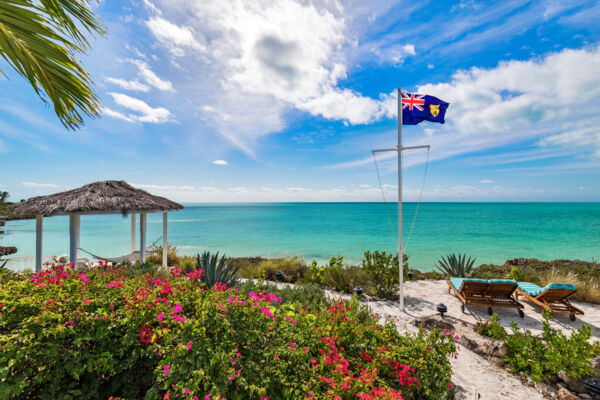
[140,212,147,263]
[35,215,43,272]
[75,214,80,262]
[131,213,136,252]
[398,88,404,311]
[162,212,168,268]
[69,214,79,267]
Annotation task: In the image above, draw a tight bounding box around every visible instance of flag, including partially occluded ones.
[401,92,449,125]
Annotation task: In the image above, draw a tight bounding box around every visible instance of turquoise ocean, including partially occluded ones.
[2,203,599,270]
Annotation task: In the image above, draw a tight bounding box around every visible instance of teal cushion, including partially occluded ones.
[488,279,517,285]
[518,282,544,296]
[544,282,576,291]
[450,277,487,291]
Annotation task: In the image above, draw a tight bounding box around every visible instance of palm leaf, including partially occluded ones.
[0,0,105,129]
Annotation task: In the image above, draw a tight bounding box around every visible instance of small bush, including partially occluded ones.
[474,313,507,340]
[476,312,598,382]
[147,243,180,266]
[322,255,369,293]
[361,250,409,300]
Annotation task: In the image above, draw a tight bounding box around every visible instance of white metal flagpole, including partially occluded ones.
[398,88,404,310]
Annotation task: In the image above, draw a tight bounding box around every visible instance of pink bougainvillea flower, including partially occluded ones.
[163,365,170,375]
[187,341,193,351]
[157,313,165,322]
[172,303,183,314]
[228,375,235,381]
[289,342,295,348]
[274,354,279,359]
[184,388,190,394]
[164,393,170,400]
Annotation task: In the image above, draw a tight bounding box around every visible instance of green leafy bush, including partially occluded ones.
[476,312,598,382]
[435,253,476,277]
[322,255,369,293]
[309,260,325,284]
[474,313,507,340]
[196,251,239,288]
[0,263,456,399]
[362,251,406,300]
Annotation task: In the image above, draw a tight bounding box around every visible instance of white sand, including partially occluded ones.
[270,279,600,399]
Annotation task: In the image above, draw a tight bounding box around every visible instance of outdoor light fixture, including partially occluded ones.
[354,286,364,296]
[275,271,283,281]
[407,271,414,280]
[436,303,448,318]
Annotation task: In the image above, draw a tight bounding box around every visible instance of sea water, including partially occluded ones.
[2,203,599,270]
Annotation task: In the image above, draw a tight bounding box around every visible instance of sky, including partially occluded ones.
[1,0,600,202]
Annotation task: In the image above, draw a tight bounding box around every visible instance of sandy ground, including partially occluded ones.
[272,279,600,399]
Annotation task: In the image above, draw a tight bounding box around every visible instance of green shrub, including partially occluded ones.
[361,250,407,300]
[322,255,369,293]
[147,243,180,266]
[476,311,598,382]
[0,263,456,399]
[474,313,507,340]
[309,260,325,284]
[436,253,476,277]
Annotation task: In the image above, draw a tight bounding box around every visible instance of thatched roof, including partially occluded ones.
[10,181,183,219]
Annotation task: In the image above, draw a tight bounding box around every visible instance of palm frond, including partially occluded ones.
[0,0,105,129]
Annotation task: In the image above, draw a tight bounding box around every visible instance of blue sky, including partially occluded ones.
[1,0,600,202]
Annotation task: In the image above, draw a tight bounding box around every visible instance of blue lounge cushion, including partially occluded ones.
[518,282,544,296]
[488,279,517,285]
[450,277,487,291]
[518,282,577,297]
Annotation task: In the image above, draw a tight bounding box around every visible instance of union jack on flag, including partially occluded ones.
[401,91,449,125]
[402,92,426,112]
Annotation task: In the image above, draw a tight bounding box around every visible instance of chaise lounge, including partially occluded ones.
[515,282,583,321]
[448,278,525,317]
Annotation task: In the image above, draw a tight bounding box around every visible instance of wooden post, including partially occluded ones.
[140,213,147,263]
[162,212,168,268]
[35,215,43,272]
[131,213,136,252]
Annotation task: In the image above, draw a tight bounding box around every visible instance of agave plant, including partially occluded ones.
[196,251,239,288]
[436,253,476,277]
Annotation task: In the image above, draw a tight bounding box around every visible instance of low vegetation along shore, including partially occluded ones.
[1,247,599,399]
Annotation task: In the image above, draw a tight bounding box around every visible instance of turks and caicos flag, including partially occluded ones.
[401,92,449,125]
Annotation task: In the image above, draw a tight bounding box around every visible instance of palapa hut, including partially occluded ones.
[10,180,183,271]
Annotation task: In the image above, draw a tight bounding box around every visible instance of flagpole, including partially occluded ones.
[398,88,404,310]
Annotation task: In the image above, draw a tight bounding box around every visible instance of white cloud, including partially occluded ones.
[213,160,228,165]
[130,183,551,202]
[106,77,151,92]
[22,182,59,188]
[102,107,134,122]
[480,179,494,184]
[579,186,587,191]
[144,0,396,153]
[108,92,172,123]
[131,60,174,92]
[145,17,205,56]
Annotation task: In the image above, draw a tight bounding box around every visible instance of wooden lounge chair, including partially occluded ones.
[448,278,524,317]
[515,282,583,321]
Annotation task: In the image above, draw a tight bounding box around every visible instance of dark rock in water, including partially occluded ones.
[0,219,5,226]
[0,246,17,257]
